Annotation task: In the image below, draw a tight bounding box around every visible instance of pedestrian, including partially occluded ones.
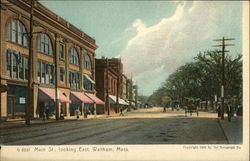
[120,107,124,116]
[60,107,64,120]
[45,107,50,120]
[42,105,45,121]
[75,108,80,119]
[227,102,232,122]
[163,106,166,113]
[217,104,221,117]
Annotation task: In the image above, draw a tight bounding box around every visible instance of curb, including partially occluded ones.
[217,118,229,144]
[0,112,129,129]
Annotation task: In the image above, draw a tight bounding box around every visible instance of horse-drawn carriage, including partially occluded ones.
[184,97,200,116]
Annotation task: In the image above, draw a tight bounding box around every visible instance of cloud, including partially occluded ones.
[120,1,241,95]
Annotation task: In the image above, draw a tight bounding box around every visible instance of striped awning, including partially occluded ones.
[108,95,129,105]
[85,93,105,105]
[70,91,94,104]
[38,87,71,103]
[84,74,95,84]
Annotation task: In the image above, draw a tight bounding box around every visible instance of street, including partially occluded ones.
[1,107,229,145]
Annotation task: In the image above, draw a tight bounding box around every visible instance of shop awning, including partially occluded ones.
[84,74,95,84]
[38,87,71,103]
[70,91,94,104]
[109,95,117,104]
[85,93,105,105]
[119,98,129,105]
[59,93,71,103]
[39,87,55,102]
[108,95,128,105]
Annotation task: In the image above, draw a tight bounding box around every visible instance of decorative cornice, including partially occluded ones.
[7,0,98,51]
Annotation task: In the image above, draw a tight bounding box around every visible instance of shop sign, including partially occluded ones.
[19,97,26,104]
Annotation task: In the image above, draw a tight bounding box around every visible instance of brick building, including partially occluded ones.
[95,58,128,114]
[0,0,104,121]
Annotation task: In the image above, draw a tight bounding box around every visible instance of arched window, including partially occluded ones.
[84,54,91,70]
[70,48,79,66]
[38,33,53,56]
[6,19,28,47]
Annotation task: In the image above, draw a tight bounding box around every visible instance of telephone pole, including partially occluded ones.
[26,0,35,125]
[106,58,110,116]
[116,59,120,113]
[55,35,59,120]
[213,37,235,120]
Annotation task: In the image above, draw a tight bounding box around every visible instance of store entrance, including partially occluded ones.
[7,95,15,119]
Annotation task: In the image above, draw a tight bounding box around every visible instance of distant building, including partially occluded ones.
[121,74,128,102]
[126,79,133,109]
[132,85,138,109]
[0,0,104,121]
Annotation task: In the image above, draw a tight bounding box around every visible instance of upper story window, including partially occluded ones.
[37,61,55,85]
[38,33,53,56]
[70,48,79,66]
[59,44,65,59]
[83,74,95,91]
[6,49,28,80]
[60,67,65,82]
[84,54,91,70]
[6,19,28,47]
[69,70,80,89]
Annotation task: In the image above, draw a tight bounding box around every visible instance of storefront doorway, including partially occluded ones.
[7,95,15,119]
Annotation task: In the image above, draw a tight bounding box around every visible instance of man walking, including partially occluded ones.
[163,106,166,113]
[120,107,124,116]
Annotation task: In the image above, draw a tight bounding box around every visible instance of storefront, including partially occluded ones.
[70,91,94,116]
[85,93,105,115]
[38,87,71,118]
[7,85,27,119]
[108,95,128,113]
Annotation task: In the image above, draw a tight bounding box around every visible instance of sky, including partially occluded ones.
[40,1,242,96]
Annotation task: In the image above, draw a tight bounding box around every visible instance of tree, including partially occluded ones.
[148,50,242,108]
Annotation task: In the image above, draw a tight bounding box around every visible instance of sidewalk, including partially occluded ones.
[0,113,121,129]
[218,116,243,144]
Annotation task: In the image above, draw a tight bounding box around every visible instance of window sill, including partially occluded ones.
[6,41,29,49]
[69,63,80,67]
[59,58,65,62]
[38,51,54,58]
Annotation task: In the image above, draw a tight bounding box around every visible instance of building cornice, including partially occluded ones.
[7,0,98,51]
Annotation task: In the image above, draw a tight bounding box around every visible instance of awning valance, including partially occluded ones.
[70,91,94,104]
[109,95,117,104]
[84,74,95,84]
[38,87,71,103]
[59,93,71,103]
[119,98,129,105]
[85,93,105,105]
[108,95,128,105]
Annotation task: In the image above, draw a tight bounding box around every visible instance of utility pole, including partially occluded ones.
[116,59,120,113]
[55,35,59,120]
[26,0,35,125]
[106,58,110,116]
[213,37,235,120]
